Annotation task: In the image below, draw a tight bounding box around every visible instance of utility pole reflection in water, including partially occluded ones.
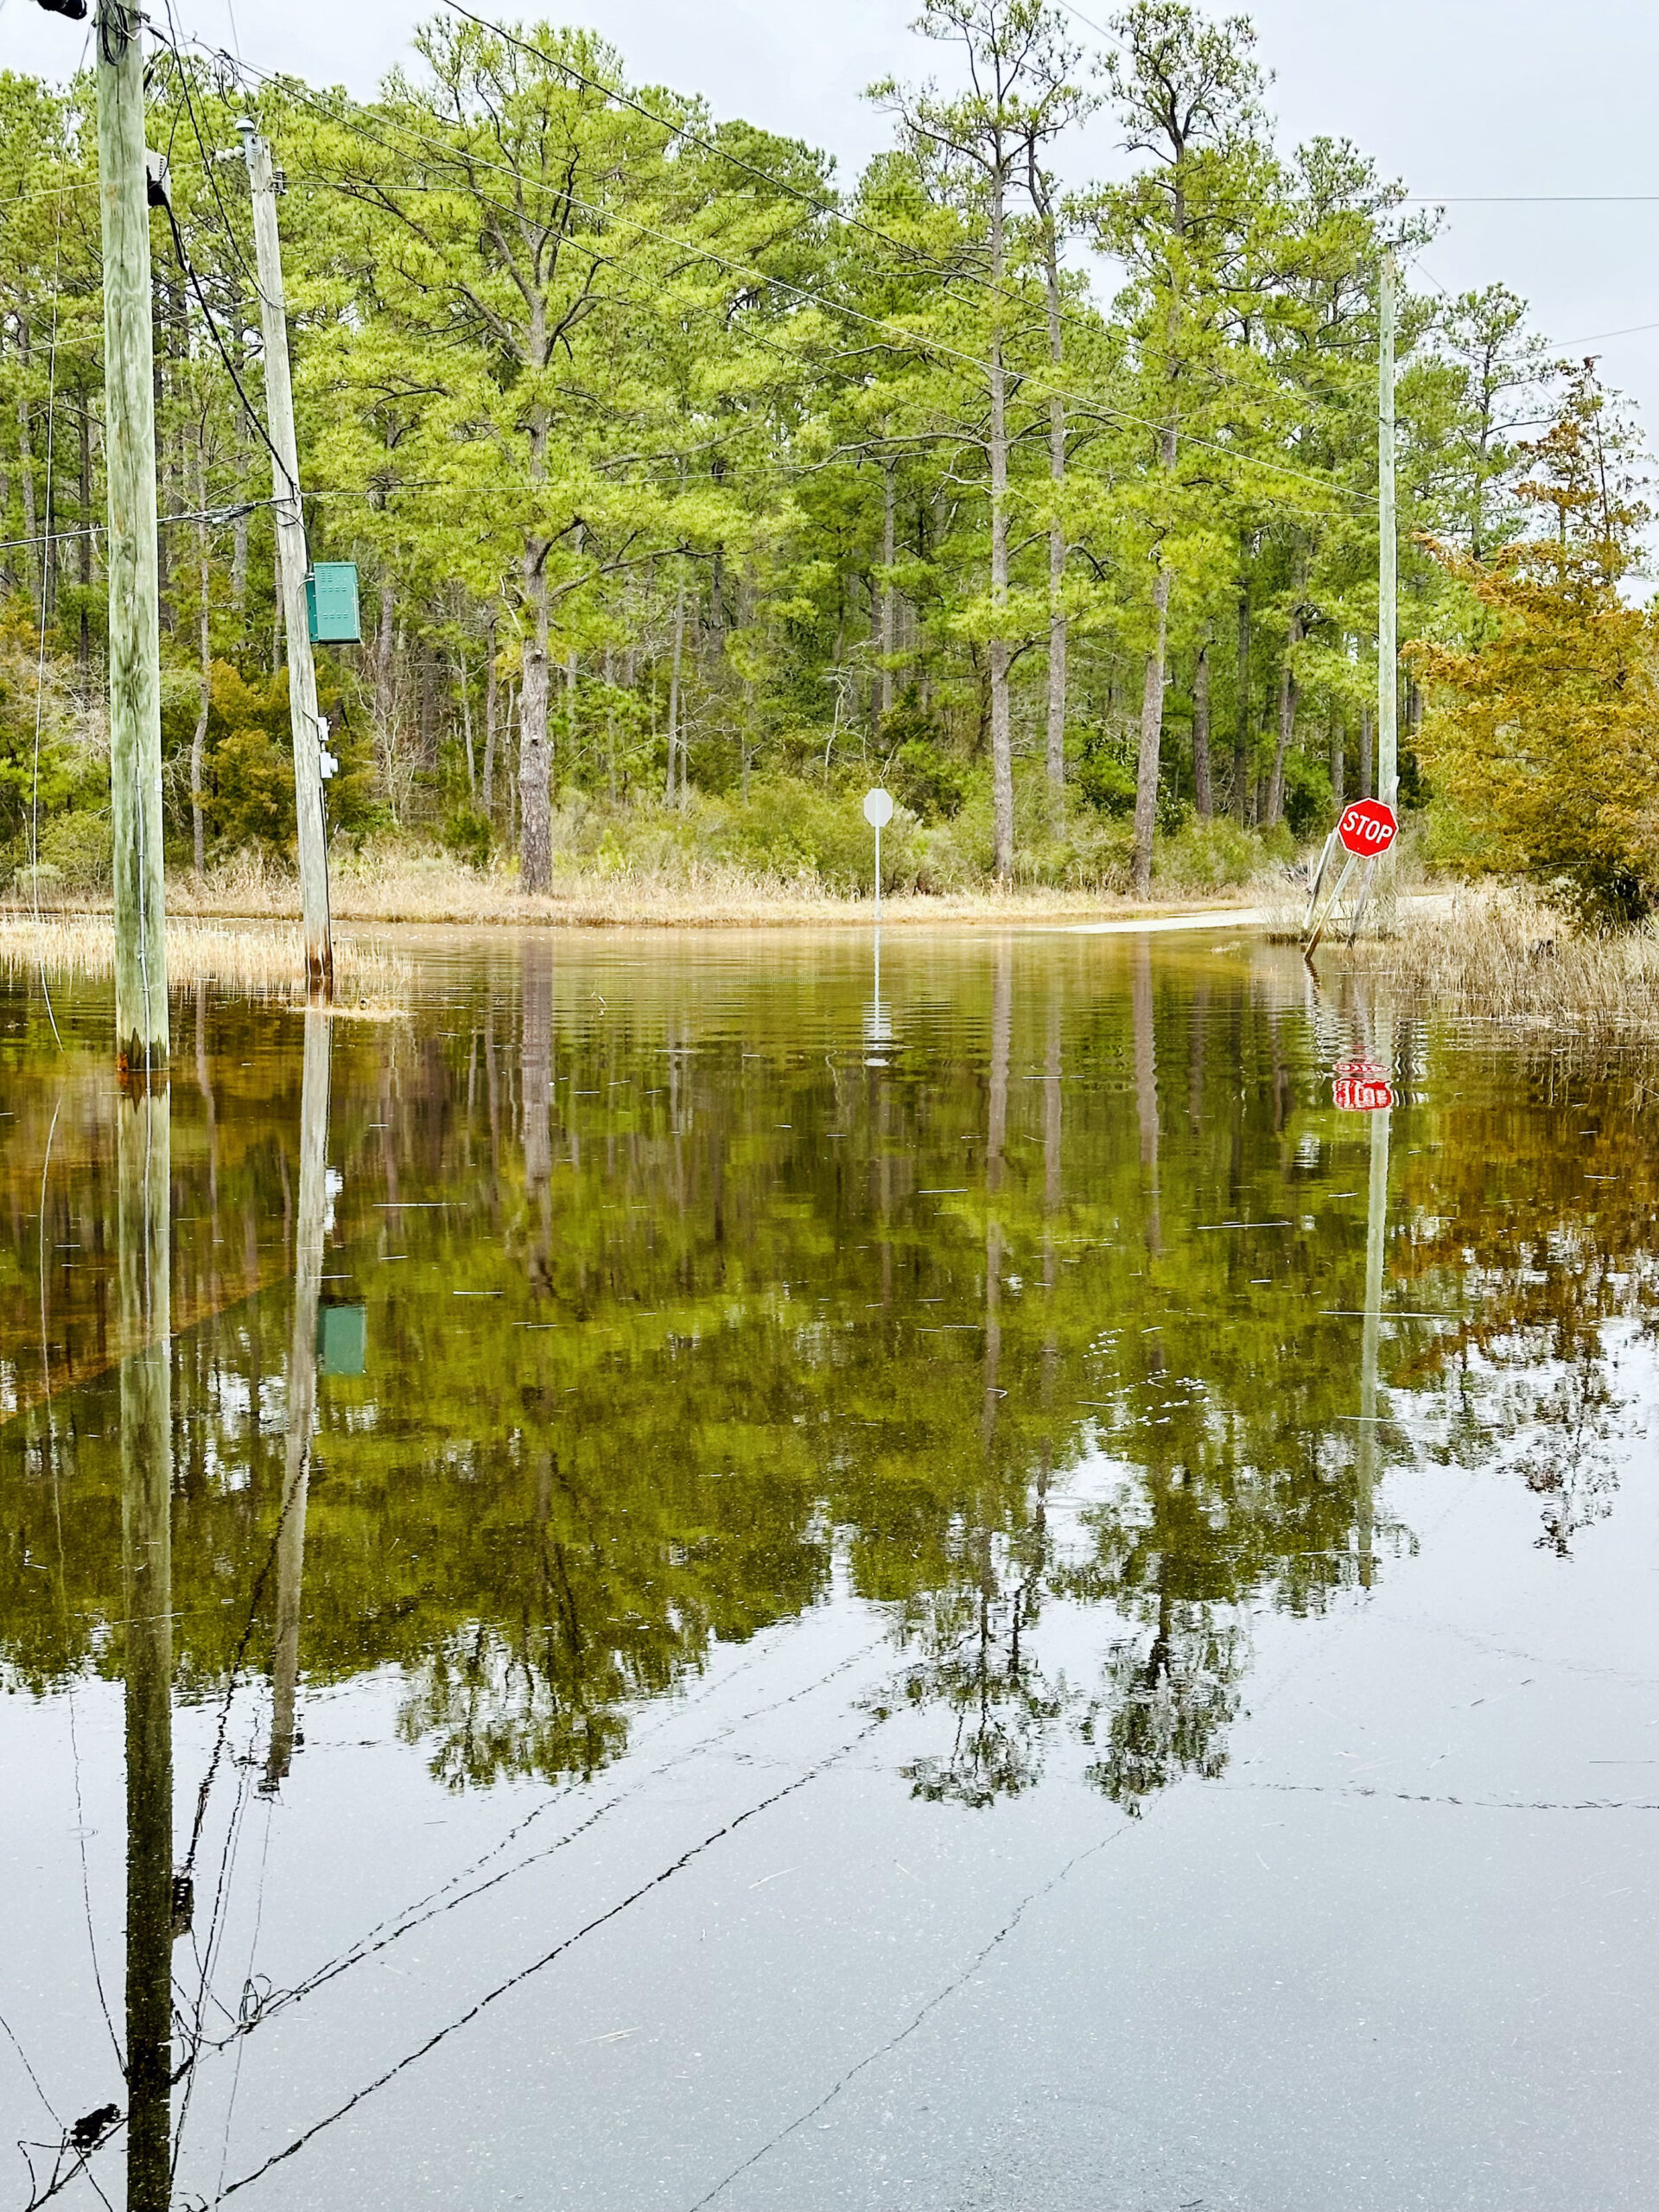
[1356,1014,1392,1590]
[118,1081,172,2211]
[268,1008,331,1788]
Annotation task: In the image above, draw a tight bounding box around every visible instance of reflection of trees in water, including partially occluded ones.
[1466,1332,1631,1558]
[16,960,1659,2212]
[1084,1601,1243,1813]
[1060,1460,1255,1813]
[1516,1373,1624,1557]
[397,1621,636,1790]
[5,962,1659,1827]
[891,1516,1069,1808]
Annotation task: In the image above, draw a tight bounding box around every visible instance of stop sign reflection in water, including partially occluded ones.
[1337,798,1397,856]
[1333,1058,1392,1110]
[1333,1077,1394,1110]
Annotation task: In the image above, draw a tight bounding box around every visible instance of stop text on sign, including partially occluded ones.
[1337,798,1398,856]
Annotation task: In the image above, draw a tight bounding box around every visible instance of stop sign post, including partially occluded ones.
[1304,798,1400,954]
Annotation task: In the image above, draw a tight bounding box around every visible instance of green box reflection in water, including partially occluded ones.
[305,562,361,644]
[317,1301,366,1376]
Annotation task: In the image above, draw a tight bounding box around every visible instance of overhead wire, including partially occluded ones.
[0,497,277,557]
[1407,194,1659,205]
[160,197,292,501]
[158,0,260,296]
[0,184,97,211]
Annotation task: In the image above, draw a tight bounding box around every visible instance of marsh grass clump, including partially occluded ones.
[0,910,410,1007]
[1319,884,1659,1037]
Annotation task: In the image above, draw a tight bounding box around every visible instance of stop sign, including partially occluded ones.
[1337,798,1398,856]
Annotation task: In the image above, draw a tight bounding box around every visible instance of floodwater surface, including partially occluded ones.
[0,928,1655,2211]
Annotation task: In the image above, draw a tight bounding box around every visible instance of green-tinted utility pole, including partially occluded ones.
[1377,251,1397,810]
[239,119,333,992]
[99,1,168,1072]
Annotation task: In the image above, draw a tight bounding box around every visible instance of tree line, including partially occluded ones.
[0,3,1604,898]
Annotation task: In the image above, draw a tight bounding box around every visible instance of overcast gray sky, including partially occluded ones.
[10,0,1659,438]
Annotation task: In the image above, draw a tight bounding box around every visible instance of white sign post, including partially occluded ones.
[863,787,893,921]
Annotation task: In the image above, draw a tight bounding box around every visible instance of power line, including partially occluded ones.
[1571,319,1659,345]
[159,0,260,296]
[1051,0,1121,51]
[0,496,274,556]
[160,194,292,498]
[0,184,96,210]
[1408,194,1659,205]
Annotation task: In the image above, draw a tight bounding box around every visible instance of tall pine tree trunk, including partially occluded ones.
[459,652,475,797]
[192,423,209,876]
[78,393,92,673]
[1233,581,1252,823]
[604,642,617,804]
[482,611,498,819]
[1192,636,1213,818]
[1266,613,1300,826]
[988,174,1014,881]
[1132,558,1172,896]
[1042,206,1067,827]
[665,571,686,807]
[1133,407,1179,894]
[519,546,552,890]
[16,321,38,617]
[880,458,896,720]
[376,582,395,737]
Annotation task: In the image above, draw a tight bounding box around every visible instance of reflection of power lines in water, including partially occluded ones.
[196,1634,887,2050]
[213,1718,889,2203]
[42,1624,889,2205]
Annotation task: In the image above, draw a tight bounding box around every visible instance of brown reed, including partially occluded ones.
[0,908,410,1006]
[1318,884,1659,1038]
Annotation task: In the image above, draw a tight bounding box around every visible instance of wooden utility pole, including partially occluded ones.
[239,119,333,990]
[99,1,168,1072]
[1377,252,1397,810]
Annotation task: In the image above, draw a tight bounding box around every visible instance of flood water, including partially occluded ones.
[1,926,1655,2211]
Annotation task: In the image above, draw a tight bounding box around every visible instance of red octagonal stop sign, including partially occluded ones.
[1337,798,1398,856]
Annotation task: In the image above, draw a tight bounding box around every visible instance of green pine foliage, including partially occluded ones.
[0,6,1591,896]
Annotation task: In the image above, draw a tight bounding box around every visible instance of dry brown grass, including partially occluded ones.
[137,846,1263,929]
[1316,883,1659,1037]
[0,908,410,1008]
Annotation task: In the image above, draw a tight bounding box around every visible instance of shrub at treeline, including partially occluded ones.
[0,2,1653,912]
